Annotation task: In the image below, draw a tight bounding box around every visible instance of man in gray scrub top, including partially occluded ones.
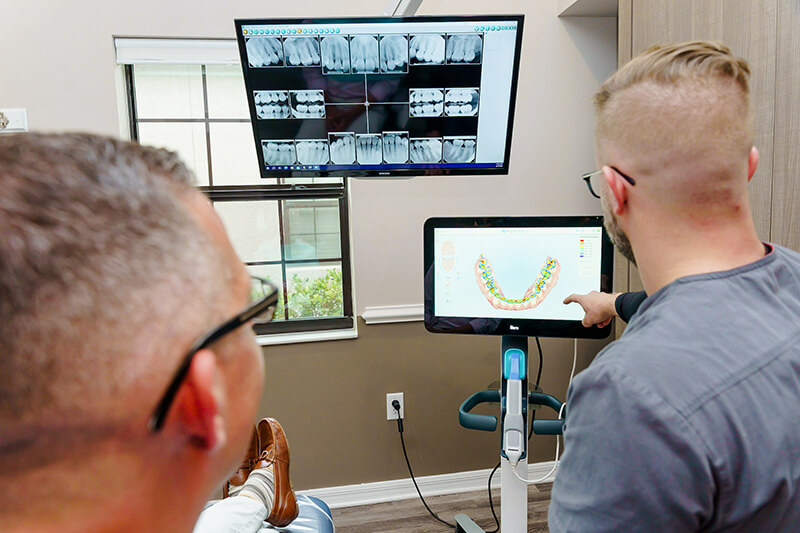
[549,41,800,532]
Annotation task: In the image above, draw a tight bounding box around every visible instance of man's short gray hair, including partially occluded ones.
[0,133,227,429]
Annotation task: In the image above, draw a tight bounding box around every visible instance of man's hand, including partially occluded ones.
[563,291,619,327]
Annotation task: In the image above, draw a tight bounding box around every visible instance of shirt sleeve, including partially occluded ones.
[615,291,648,323]
[548,363,715,533]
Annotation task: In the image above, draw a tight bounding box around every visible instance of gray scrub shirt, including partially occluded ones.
[549,244,800,532]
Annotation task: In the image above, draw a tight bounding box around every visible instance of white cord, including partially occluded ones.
[510,338,577,485]
[569,337,578,386]
[511,402,567,484]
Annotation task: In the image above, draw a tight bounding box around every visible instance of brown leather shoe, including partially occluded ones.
[254,418,298,527]
[224,425,260,498]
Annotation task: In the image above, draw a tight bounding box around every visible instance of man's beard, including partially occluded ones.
[601,195,636,265]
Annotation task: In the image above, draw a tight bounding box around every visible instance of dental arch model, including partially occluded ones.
[475,255,560,311]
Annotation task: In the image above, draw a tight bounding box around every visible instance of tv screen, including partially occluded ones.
[424,216,614,338]
[234,15,524,178]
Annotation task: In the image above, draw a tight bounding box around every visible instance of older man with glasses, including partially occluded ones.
[0,133,298,533]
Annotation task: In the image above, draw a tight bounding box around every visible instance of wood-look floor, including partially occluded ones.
[332,483,552,533]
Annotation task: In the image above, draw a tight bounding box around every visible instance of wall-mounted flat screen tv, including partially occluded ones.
[235,15,524,178]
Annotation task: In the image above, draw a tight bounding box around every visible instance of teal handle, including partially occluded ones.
[529,392,563,413]
[531,419,564,435]
[529,392,565,435]
[459,390,500,432]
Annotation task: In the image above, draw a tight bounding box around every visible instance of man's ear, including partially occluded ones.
[169,349,227,452]
[747,146,759,182]
[602,165,627,215]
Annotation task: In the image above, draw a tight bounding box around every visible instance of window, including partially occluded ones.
[118,39,354,336]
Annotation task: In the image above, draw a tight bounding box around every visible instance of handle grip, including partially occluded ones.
[528,392,563,413]
[529,391,565,435]
[459,390,500,431]
[531,419,564,435]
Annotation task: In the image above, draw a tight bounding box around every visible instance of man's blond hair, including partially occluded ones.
[594,41,754,190]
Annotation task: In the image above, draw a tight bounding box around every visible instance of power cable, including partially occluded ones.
[393,401,456,529]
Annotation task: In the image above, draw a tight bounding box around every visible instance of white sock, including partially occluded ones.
[238,464,275,515]
[228,481,245,498]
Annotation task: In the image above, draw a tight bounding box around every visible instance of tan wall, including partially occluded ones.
[261,318,611,489]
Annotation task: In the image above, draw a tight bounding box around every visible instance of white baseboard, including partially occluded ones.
[298,461,557,509]
[362,304,424,324]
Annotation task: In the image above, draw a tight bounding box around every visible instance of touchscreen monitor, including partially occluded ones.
[424,216,614,338]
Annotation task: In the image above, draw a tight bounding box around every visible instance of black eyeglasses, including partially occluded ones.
[581,166,637,199]
[148,276,279,432]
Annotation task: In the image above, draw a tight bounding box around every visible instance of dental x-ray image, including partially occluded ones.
[356,134,382,164]
[443,136,476,163]
[446,34,483,64]
[262,140,297,165]
[444,88,479,117]
[246,37,284,67]
[410,138,443,163]
[283,36,321,67]
[379,35,409,73]
[329,132,356,164]
[254,91,291,119]
[320,35,351,74]
[409,89,444,117]
[350,35,379,74]
[381,131,409,163]
[409,34,445,65]
[295,139,330,165]
[290,90,326,119]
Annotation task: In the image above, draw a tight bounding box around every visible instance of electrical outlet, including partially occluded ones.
[386,392,404,420]
[0,109,28,133]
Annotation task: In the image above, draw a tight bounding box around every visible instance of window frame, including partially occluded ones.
[123,62,354,336]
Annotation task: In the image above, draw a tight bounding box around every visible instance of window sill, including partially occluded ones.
[256,327,358,346]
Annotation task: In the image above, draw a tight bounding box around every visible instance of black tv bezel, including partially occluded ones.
[423,216,614,339]
[234,14,525,179]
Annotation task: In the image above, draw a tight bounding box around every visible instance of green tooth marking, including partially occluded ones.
[477,255,558,304]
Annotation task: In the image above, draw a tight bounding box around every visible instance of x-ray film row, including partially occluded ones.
[246,33,483,73]
[262,134,477,165]
[409,88,479,117]
[254,90,325,119]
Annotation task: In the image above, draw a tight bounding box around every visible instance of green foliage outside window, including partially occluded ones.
[288,269,344,318]
[262,268,343,321]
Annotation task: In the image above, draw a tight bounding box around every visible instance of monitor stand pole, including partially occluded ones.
[456,335,564,533]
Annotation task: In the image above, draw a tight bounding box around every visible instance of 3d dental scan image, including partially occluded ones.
[443,136,476,163]
[409,34,446,64]
[446,33,483,64]
[350,35,380,73]
[262,140,296,165]
[445,88,479,117]
[295,140,330,165]
[237,16,523,176]
[254,91,291,119]
[381,132,409,164]
[356,134,383,164]
[409,89,444,117]
[410,138,443,163]
[329,133,356,164]
[379,34,409,73]
[283,36,321,66]
[320,35,352,73]
[246,37,284,67]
